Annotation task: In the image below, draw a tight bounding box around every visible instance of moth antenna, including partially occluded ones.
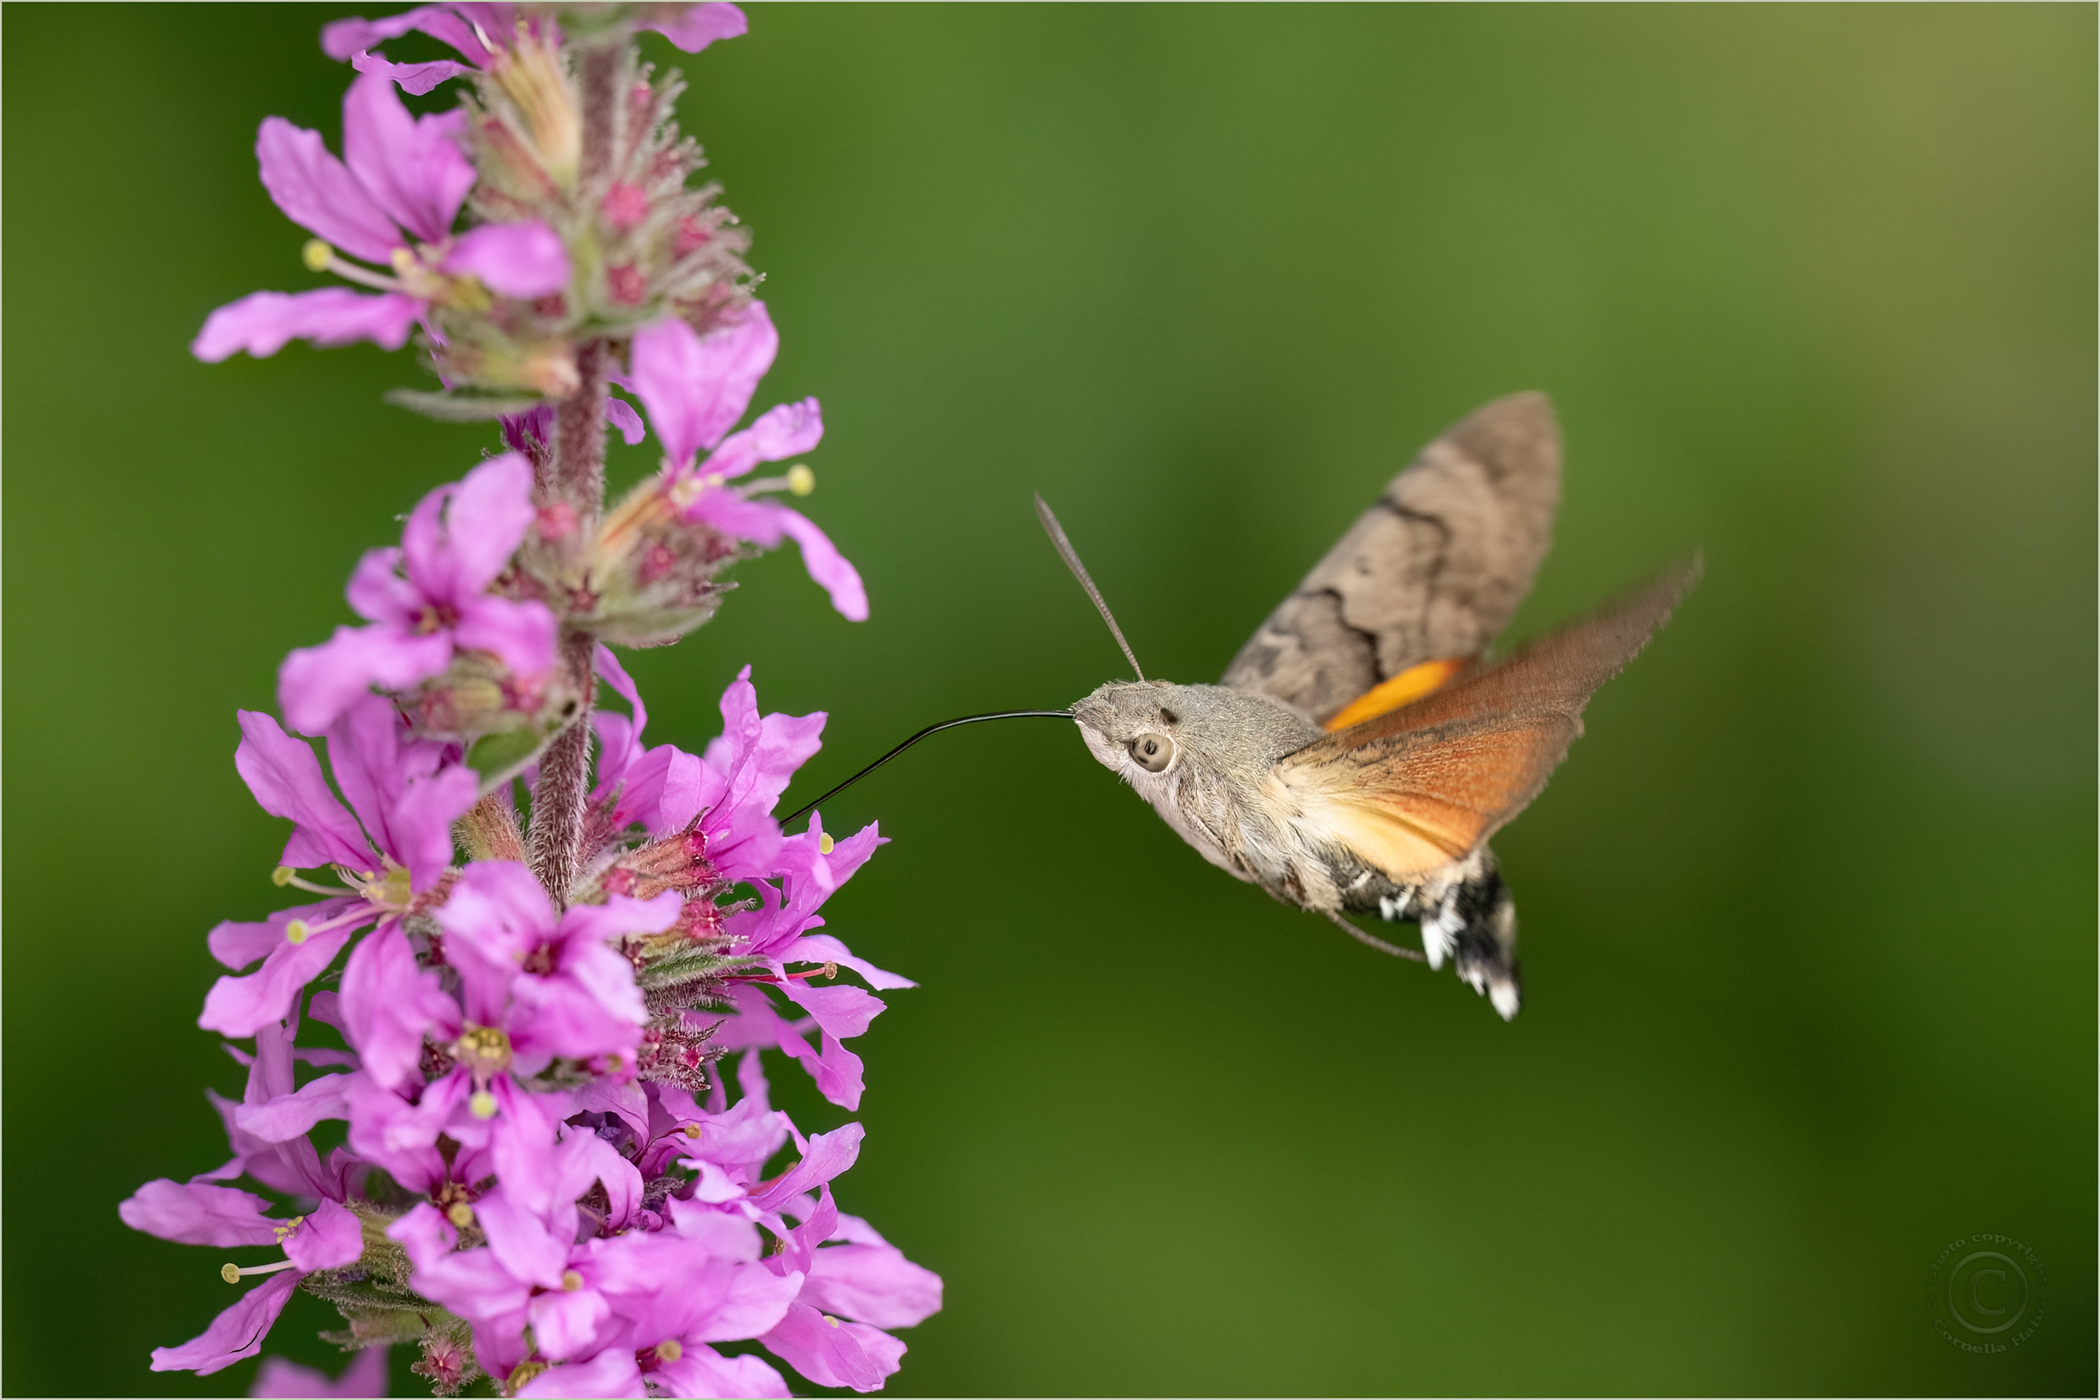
[1034,493,1145,681]
[781,709,1073,826]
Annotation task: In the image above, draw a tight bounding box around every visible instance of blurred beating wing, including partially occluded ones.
[1221,392,1563,726]
[1267,561,1699,881]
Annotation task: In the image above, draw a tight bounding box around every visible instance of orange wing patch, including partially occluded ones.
[1322,658,1468,732]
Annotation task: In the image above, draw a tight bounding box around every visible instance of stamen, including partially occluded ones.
[469,1090,499,1120]
[221,1259,299,1284]
[311,249,407,294]
[681,1124,702,1141]
[739,466,816,499]
[284,920,310,945]
[561,1270,584,1292]
[271,1216,307,1242]
[447,1202,475,1229]
[818,834,835,855]
[655,1340,683,1363]
[301,239,334,272]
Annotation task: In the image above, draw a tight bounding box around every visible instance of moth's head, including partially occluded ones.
[1071,679,1194,785]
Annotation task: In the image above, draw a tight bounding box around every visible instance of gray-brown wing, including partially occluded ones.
[1220,392,1562,725]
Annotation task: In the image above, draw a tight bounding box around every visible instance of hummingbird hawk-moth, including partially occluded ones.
[790,392,1694,1019]
[1051,392,1695,1019]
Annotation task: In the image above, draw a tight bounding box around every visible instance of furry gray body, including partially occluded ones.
[1071,679,1520,1016]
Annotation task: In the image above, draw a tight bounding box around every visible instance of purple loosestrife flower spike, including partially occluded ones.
[144,11,943,1393]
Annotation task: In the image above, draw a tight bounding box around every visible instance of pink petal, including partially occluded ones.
[339,925,458,1091]
[200,921,362,1038]
[283,1197,366,1272]
[777,981,884,1041]
[234,1073,353,1144]
[322,7,490,62]
[557,889,683,951]
[606,394,646,446]
[802,1245,944,1330]
[759,1302,902,1394]
[344,546,424,629]
[474,1183,568,1290]
[640,3,747,52]
[254,116,401,264]
[251,1345,391,1398]
[445,222,571,298]
[191,288,422,362]
[390,1201,536,1319]
[697,397,823,481]
[629,305,777,467]
[453,595,558,681]
[341,69,473,245]
[516,1347,644,1398]
[278,624,455,736]
[655,1347,790,1399]
[349,47,477,95]
[324,692,478,890]
[118,1179,278,1247]
[149,1270,299,1376]
[235,711,371,868]
[528,1285,612,1362]
[208,916,284,972]
[449,453,540,593]
[751,1123,863,1212]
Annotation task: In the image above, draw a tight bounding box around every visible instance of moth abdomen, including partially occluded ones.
[1347,848,1523,1021]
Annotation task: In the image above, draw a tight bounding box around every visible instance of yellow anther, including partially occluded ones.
[447,1201,475,1229]
[220,1262,242,1284]
[271,866,295,886]
[818,834,835,856]
[272,1216,306,1241]
[824,1314,841,1328]
[655,1340,684,1363]
[389,248,417,275]
[682,1124,702,1141]
[284,920,310,945]
[469,1090,499,1120]
[785,464,815,497]
[561,1269,584,1292]
[301,239,334,272]
[603,1054,622,1073]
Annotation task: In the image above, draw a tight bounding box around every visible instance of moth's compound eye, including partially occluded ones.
[1129,732,1175,773]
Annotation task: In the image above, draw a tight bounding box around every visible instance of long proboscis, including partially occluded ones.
[781,710,1074,825]
[1034,493,1145,680]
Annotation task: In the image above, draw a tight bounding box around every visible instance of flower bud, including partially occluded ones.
[570,474,746,647]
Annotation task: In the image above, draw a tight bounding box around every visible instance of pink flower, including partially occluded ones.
[278,453,556,736]
[628,305,868,621]
[340,861,674,1212]
[202,697,476,1038]
[193,70,568,363]
[124,1009,369,1377]
[592,653,821,883]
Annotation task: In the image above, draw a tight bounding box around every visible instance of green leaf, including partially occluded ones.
[384,387,546,421]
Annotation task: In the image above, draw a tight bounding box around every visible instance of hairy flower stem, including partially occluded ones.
[529,630,597,904]
[526,51,626,906]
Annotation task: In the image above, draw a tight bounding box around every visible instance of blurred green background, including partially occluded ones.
[5,4,2093,1395]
